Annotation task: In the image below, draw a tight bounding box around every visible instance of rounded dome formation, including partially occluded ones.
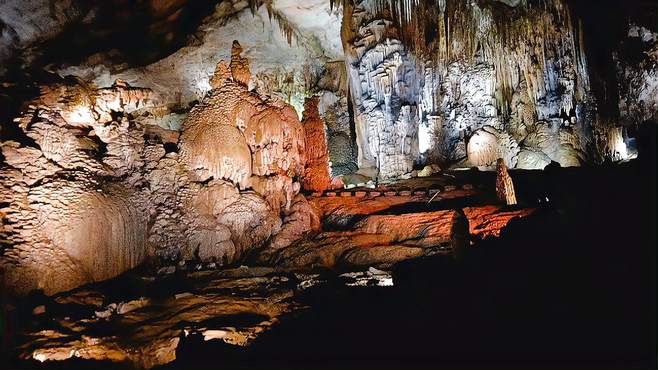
[180,123,252,186]
[466,126,519,168]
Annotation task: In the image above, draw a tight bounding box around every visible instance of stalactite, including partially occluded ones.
[247,0,297,45]
[341,0,594,171]
[334,0,589,117]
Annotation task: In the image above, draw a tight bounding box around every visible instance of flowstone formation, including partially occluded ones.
[0,44,308,295]
[341,0,595,177]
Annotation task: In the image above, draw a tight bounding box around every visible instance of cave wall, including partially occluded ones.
[341,0,596,178]
[617,25,658,128]
[57,0,344,116]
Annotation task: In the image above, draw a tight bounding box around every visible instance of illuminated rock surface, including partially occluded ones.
[0,46,306,295]
[258,187,535,270]
[18,269,302,369]
[15,183,537,369]
[495,159,518,206]
[301,97,335,191]
[0,1,656,368]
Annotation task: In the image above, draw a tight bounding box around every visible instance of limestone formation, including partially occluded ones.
[496,159,517,205]
[467,126,520,168]
[259,195,535,270]
[343,6,419,179]
[18,270,300,369]
[0,0,654,299]
[301,97,334,191]
[521,123,586,168]
[618,25,658,128]
[229,41,252,87]
[179,45,305,195]
[52,0,344,112]
[342,0,597,173]
[1,80,156,294]
[1,45,307,295]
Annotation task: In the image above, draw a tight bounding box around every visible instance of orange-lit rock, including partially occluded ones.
[19,271,298,369]
[464,205,535,239]
[354,211,455,248]
[180,44,305,192]
[229,40,252,87]
[1,79,156,295]
[260,192,536,270]
[266,194,321,251]
[301,97,333,191]
[260,210,454,270]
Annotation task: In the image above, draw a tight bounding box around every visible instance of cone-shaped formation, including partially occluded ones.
[496,158,518,205]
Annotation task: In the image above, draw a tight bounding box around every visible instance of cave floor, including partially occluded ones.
[4,163,656,370]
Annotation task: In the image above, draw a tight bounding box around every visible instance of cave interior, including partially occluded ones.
[0,0,656,369]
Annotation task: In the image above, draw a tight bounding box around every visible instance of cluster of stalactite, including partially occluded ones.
[333,0,596,176]
[343,0,590,119]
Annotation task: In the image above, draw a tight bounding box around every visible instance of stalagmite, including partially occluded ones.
[496,158,517,205]
[301,97,335,191]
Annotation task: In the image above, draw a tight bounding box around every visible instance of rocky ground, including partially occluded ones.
[5,169,537,369]
[3,160,656,370]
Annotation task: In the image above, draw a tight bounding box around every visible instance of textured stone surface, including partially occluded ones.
[301,97,334,191]
[317,88,357,177]
[467,126,520,168]
[18,270,301,369]
[495,159,517,205]
[343,4,419,179]
[618,26,658,128]
[55,0,343,113]
[463,206,535,239]
[0,80,155,295]
[258,192,535,271]
[1,47,305,295]
[258,206,535,270]
[343,0,595,174]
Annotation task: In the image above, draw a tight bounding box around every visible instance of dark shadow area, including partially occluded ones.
[162,160,656,370]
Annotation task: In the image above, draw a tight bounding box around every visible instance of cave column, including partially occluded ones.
[340,0,421,180]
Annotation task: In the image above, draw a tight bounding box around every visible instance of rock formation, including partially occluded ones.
[618,26,658,127]
[340,0,596,176]
[0,0,655,296]
[1,80,156,295]
[467,126,520,168]
[19,269,300,369]
[0,44,308,295]
[301,97,335,191]
[496,159,517,205]
[259,192,534,270]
